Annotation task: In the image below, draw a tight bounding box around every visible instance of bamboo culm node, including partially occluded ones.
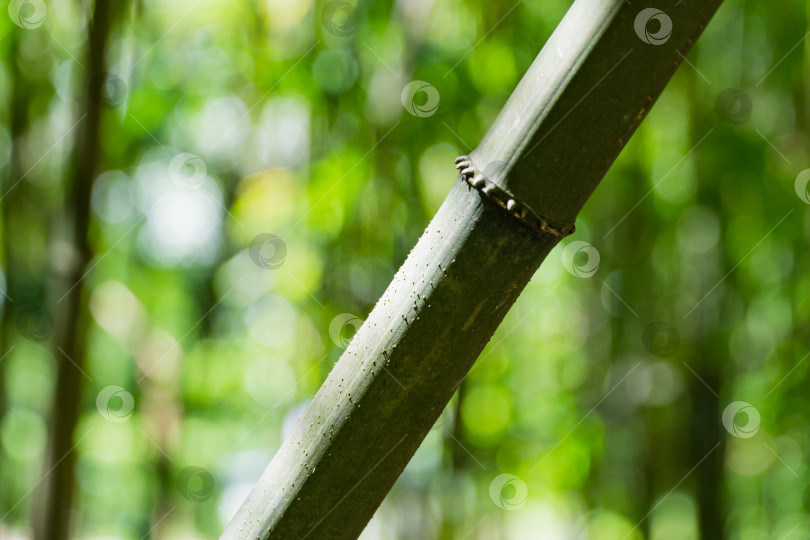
[454,155,576,239]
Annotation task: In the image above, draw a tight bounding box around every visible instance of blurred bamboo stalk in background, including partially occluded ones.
[33,1,118,539]
[0,19,39,521]
[223,0,725,538]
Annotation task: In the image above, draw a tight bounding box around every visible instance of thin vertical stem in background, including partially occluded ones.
[685,67,726,540]
[33,1,116,539]
[223,1,726,538]
[0,25,37,521]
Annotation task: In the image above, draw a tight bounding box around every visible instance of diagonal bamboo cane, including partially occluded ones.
[223,0,725,538]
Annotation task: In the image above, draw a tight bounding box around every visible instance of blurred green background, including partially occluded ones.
[1,0,809,538]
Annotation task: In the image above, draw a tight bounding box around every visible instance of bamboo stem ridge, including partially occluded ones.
[454,155,576,238]
[223,0,724,538]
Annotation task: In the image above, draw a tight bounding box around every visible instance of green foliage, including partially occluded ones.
[1,0,809,538]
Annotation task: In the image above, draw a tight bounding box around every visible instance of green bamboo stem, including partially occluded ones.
[223,0,725,538]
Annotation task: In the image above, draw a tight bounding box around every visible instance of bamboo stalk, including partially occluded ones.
[223,0,724,538]
[34,1,117,539]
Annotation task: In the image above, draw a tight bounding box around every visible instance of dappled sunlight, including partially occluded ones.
[1,0,809,538]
